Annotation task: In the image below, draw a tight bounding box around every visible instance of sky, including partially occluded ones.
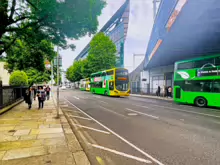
[60,0,155,72]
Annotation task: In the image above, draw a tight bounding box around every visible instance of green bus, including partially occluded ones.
[173,54,220,107]
[90,68,130,97]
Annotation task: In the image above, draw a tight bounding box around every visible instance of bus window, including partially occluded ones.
[109,82,114,90]
[177,62,194,70]
[194,59,214,68]
[107,71,113,75]
[215,57,220,66]
[212,81,220,93]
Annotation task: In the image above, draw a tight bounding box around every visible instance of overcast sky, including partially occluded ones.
[60,0,155,72]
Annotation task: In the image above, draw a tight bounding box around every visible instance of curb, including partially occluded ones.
[0,99,23,115]
[130,94,173,101]
[52,96,91,165]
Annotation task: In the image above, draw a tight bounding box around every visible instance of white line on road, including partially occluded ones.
[150,104,220,119]
[132,104,151,109]
[72,124,110,134]
[99,106,127,118]
[126,108,159,120]
[73,96,80,100]
[69,115,92,121]
[64,98,165,165]
[99,100,108,104]
[89,143,152,164]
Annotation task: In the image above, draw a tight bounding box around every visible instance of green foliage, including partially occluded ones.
[5,28,56,73]
[9,70,28,86]
[0,0,106,55]
[66,33,117,82]
[87,32,117,73]
[25,68,50,86]
[66,61,83,82]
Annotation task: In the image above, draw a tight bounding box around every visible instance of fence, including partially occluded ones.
[131,87,172,97]
[0,81,28,109]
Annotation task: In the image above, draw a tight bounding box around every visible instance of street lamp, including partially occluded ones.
[54,47,62,118]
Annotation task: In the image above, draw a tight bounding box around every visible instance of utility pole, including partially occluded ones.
[51,60,53,97]
[56,47,60,118]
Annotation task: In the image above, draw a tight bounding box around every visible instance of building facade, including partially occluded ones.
[74,0,130,68]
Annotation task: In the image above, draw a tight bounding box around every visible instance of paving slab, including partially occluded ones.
[0,97,90,164]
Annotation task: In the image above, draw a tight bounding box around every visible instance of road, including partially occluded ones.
[59,89,220,165]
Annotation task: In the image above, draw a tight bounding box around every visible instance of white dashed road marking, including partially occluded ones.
[88,143,152,164]
[69,115,92,121]
[126,108,159,120]
[64,98,165,165]
[72,124,110,134]
[73,96,80,100]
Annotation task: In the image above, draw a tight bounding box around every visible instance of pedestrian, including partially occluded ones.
[157,86,161,97]
[45,85,51,100]
[33,86,37,100]
[24,87,33,109]
[37,86,46,109]
[168,86,172,98]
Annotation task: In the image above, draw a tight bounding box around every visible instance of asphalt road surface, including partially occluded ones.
[59,89,220,165]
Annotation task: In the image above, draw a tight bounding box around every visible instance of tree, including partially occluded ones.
[87,32,117,73]
[81,59,90,78]
[0,0,106,55]
[66,61,83,82]
[9,70,28,86]
[25,68,50,86]
[5,28,56,73]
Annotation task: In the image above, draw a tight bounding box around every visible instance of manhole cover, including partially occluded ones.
[8,130,16,133]
[127,113,137,116]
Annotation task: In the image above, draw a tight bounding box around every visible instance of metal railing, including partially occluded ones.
[0,81,28,109]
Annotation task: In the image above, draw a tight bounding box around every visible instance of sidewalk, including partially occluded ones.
[0,97,90,165]
[130,94,173,101]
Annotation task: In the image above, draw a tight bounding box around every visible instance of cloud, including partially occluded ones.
[61,0,155,72]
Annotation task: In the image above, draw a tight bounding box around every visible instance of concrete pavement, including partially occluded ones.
[60,89,220,165]
[0,97,90,165]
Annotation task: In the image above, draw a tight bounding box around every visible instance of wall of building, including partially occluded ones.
[0,62,10,85]
[140,64,174,94]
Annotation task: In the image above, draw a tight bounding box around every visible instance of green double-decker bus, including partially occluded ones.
[173,54,220,107]
[90,68,130,97]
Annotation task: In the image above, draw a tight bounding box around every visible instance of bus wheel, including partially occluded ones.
[195,97,207,107]
[93,90,95,94]
[104,91,108,96]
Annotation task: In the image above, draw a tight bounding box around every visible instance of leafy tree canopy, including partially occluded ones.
[66,33,117,82]
[87,32,117,73]
[9,70,28,86]
[0,0,106,55]
[25,68,50,86]
[66,60,83,82]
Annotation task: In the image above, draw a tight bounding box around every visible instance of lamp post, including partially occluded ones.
[54,47,62,118]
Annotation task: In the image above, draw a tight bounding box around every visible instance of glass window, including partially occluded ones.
[109,82,114,90]
[212,80,220,93]
[184,80,212,92]
[214,57,220,66]
[194,59,214,68]
[177,62,194,70]
[107,71,113,75]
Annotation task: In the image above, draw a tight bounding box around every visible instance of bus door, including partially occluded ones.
[109,81,114,91]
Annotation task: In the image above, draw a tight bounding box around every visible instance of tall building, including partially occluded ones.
[74,0,130,68]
